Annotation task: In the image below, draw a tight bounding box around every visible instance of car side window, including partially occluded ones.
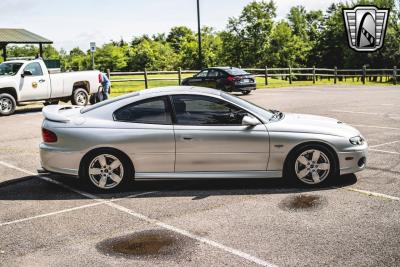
[207,69,220,78]
[172,95,248,126]
[24,62,43,76]
[114,96,171,124]
[196,70,208,78]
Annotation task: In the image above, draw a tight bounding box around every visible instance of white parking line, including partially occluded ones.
[351,124,400,131]
[0,191,157,227]
[343,188,400,201]
[369,149,400,155]
[370,140,400,148]
[0,160,277,267]
[331,110,382,115]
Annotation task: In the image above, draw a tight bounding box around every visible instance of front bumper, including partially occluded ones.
[337,147,368,175]
[40,143,81,176]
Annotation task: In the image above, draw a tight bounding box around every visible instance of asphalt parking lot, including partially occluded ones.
[0,85,399,267]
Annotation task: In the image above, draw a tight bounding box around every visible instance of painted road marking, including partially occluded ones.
[342,187,400,201]
[369,149,400,155]
[0,191,157,227]
[351,124,400,131]
[0,161,277,267]
[370,140,400,148]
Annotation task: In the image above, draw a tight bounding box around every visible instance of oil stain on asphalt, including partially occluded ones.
[97,229,196,260]
[279,194,327,211]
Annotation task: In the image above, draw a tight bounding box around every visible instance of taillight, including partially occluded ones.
[227,75,240,82]
[42,128,57,143]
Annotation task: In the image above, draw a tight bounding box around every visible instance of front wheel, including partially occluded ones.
[0,93,16,116]
[286,145,338,186]
[71,88,89,106]
[80,149,133,191]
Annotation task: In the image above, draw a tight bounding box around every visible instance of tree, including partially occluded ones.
[95,43,127,71]
[221,0,277,67]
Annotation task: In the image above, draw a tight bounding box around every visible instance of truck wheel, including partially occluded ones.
[71,88,89,106]
[0,93,16,116]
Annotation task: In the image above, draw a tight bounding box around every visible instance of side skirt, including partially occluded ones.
[134,171,282,180]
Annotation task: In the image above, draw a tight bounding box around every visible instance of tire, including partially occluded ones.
[285,144,338,186]
[242,90,251,95]
[80,148,134,191]
[0,93,16,116]
[71,88,89,106]
[89,94,96,105]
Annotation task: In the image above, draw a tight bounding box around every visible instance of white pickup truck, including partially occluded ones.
[0,59,101,115]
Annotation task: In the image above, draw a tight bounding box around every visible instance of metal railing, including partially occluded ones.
[108,65,399,88]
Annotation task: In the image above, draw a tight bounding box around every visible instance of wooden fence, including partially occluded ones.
[108,65,399,88]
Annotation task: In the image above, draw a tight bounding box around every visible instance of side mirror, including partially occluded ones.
[21,70,33,77]
[242,115,260,126]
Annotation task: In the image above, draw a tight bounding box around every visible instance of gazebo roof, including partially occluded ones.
[0,28,52,44]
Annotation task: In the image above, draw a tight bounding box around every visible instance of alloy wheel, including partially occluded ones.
[294,149,330,184]
[88,154,124,189]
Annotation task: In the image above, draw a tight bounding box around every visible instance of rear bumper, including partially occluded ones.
[232,83,256,92]
[40,144,81,176]
[338,148,368,175]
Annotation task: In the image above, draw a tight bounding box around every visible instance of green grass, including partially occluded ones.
[110,73,396,97]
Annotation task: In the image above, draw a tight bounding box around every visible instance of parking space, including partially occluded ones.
[0,85,399,266]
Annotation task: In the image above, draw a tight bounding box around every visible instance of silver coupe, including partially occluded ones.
[40,87,367,191]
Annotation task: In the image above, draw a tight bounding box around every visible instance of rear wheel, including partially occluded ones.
[241,90,251,95]
[80,149,133,191]
[286,144,338,186]
[71,88,89,106]
[0,93,16,116]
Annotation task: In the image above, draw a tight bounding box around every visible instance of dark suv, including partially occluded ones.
[181,67,256,95]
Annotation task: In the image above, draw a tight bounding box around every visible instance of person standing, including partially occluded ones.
[100,72,111,100]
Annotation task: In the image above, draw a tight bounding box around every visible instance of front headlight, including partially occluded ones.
[349,135,365,145]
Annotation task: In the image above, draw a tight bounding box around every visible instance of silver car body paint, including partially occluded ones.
[40,86,367,179]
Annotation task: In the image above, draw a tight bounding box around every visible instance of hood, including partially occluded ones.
[268,113,360,138]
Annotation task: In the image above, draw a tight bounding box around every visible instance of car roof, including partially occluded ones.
[81,86,221,113]
[139,86,221,96]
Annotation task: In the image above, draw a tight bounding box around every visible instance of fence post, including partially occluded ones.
[264,66,268,85]
[393,66,397,85]
[312,66,316,84]
[178,67,182,85]
[362,65,366,84]
[144,68,148,89]
[334,66,337,84]
[106,68,110,79]
[288,66,292,84]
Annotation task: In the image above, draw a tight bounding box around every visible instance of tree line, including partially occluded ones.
[2,0,400,71]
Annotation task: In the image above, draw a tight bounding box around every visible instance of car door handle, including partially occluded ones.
[39,79,46,83]
[181,136,193,141]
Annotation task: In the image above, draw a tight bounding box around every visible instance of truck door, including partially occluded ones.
[19,62,50,101]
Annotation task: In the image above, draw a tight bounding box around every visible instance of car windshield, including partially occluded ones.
[224,68,249,76]
[221,92,275,120]
[0,62,23,76]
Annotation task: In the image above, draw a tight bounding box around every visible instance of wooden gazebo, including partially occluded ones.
[0,28,53,61]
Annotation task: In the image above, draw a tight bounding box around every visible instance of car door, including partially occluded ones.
[19,62,50,101]
[187,69,208,87]
[205,69,220,88]
[172,94,269,172]
[112,96,175,173]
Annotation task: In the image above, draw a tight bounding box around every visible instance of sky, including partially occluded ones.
[0,0,344,52]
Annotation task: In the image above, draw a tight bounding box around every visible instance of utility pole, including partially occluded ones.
[197,0,203,69]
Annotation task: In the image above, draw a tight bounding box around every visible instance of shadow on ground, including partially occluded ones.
[0,174,357,201]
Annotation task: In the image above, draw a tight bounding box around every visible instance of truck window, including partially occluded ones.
[0,62,23,76]
[24,62,43,76]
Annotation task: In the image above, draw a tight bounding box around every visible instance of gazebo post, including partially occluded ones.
[39,43,43,58]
